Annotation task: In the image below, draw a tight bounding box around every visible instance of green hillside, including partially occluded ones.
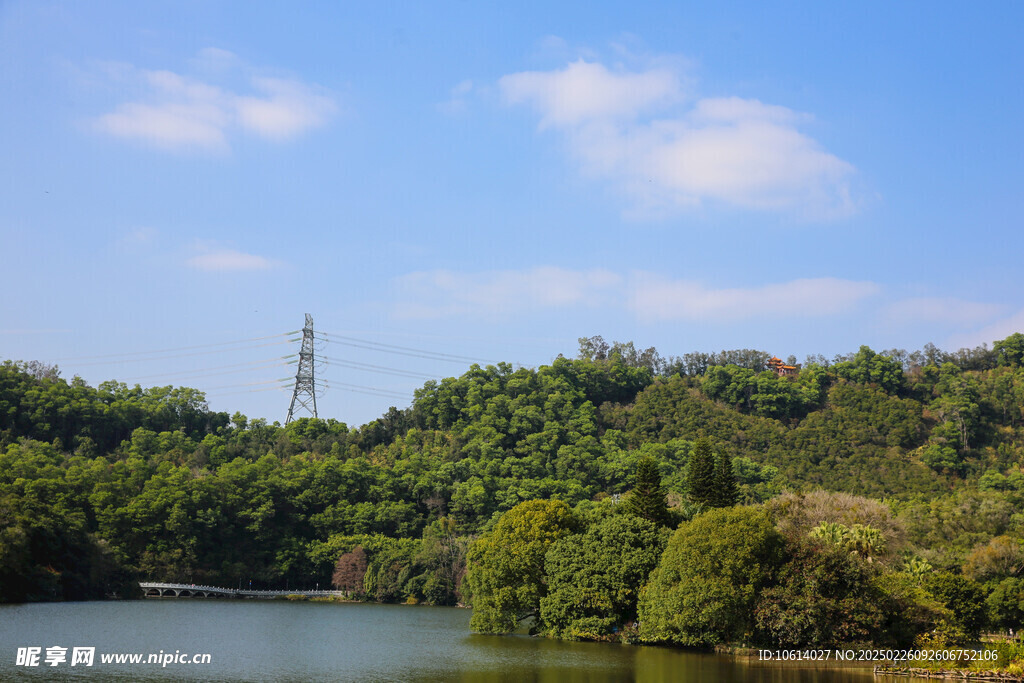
[2,335,1023,651]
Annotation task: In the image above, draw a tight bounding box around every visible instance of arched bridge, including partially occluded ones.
[139,582,344,599]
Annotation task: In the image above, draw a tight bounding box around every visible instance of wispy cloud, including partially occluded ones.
[883,297,1005,327]
[393,267,622,319]
[437,79,476,115]
[92,50,337,152]
[392,267,877,322]
[628,274,879,322]
[116,226,160,248]
[0,329,73,335]
[947,308,1024,349]
[501,60,680,126]
[235,77,335,140]
[498,58,857,219]
[186,247,280,272]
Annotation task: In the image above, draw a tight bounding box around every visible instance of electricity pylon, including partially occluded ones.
[286,313,318,424]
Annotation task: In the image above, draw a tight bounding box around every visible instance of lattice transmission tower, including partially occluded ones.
[286,313,319,424]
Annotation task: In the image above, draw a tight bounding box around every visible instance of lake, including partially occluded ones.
[0,600,891,681]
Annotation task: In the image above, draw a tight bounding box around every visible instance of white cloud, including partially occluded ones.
[392,267,878,322]
[235,77,335,140]
[393,267,622,319]
[92,50,336,152]
[884,297,1005,327]
[498,59,857,218]
[437,79,476,115]
[118,226,159,247]
[629,275,879,322]
[186,248,278,272]
[947,308,1024,349]
[0,329,73,335]
[98,101,230,151]
[499,59,680,126]
[690,97,803,125]
[190,47,241,73]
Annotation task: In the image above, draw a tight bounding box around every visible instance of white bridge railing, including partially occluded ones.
[140,582,344,598]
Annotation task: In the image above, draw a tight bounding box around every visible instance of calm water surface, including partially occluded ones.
[0,600,889,682]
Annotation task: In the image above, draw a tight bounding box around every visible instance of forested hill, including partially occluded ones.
[2,334,1023,606]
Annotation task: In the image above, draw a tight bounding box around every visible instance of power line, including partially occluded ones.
[49,333,297,362]
[319,380,409,400]
[39,324,517,415]
[205,385,293,399]
[116,357,293,382]
[316,333,494,365]
[318,331,493,362]
[320,355,436,380]
[56,339,295,367]
[311,328,573,351]
[207,382,408,403]
[204,378,294,391]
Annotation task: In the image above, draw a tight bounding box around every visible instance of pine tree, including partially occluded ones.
[624,455,671,527]
[713,453,738,508]
[687,437,716,507]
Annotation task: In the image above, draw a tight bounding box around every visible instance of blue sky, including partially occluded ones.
[2,1,1022,427]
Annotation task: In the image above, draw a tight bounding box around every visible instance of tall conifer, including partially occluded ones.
[713,453,738,507]
[624,455,671,527]
[687,437,716,507]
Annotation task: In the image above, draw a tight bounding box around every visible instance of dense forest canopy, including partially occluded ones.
[2,334,1023,650]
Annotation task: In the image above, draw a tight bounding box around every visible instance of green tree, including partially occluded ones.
[713,453,738,508]
[873,571,947,646]
[808,521,887,563]
[755,539,888,647]
[465,499,578,634]
[994,332,1024,368]
[986,577,1024,630]
[809,521,851,546]
[924,572,987,641]
[623,455,670,527]
[687,438,716,508]
[848,524,887,563]
[361,536,420,602]
[929,364,980,453]
[962,535,1024,583]
[731,457,783,504]
[416,517,468,605]
[919,443,964,474]
[702,364,815,419]
[638,506,784,646]
[833,346,905,394]
[902,555,934,582]
[0,489,135,602]
[540,514,666,640]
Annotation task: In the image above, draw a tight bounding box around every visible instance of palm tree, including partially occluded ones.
[848,524,886,563]
[809,521,850,547]
[903,555,933,581]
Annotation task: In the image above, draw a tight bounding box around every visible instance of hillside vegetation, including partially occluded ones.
[2,335,1023,650]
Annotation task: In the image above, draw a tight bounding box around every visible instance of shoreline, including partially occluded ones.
[874,665,1024,681]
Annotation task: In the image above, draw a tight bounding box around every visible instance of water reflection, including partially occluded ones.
[0,601,879,682]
